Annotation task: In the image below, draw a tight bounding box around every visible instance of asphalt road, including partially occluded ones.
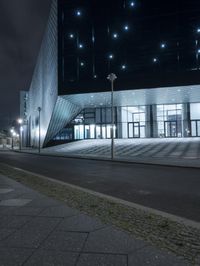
[0,151,200,222]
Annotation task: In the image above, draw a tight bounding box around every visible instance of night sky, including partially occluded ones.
[0,0,51,129]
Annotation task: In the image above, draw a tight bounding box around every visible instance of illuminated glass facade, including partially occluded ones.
[24,0,200,148]
[58,0,200,94]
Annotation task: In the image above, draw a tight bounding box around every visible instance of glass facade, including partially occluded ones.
[59,0,200,94]
[157,104,183,138]
[53,102,200,141]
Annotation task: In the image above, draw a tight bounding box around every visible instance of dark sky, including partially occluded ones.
[0,0,51,129]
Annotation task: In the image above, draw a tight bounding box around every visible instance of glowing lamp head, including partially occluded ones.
[76,10,81,16]
[113,33,118,39]
[18,118,23,124]
[161,43,166,49]
[124,25,129,31]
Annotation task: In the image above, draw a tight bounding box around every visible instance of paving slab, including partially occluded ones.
[57,213,106,232]
[0,215,32,229]
[128,245,190,266]
[0,247,34,266]
[1,217,61,249]
[25,197,63,207]
[8,206,45,216]
[0,191,25,200]
[21,216,62,231]
[0,206,15,215]
[42,230,88,252]
[39,205,79,218]
[77,253,127,266]
[24,250,78,266]
[0,198,32,207]
[0,188,14,194]
[0,228,16,241]
[83,226,146,254]
[0,206,45,216]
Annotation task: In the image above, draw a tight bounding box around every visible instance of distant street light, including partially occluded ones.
[107,73,117,160]
[38,107,42,153]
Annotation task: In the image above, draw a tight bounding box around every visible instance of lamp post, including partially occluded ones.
[10,128,14,150]
[38,107,41,153]
[18,118,23,151]
[107,73,117,160]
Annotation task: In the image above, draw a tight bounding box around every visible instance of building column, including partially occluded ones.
[146,105,157,138]
[182,103,191,137]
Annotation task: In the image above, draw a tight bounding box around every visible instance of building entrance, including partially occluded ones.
[128,122,140,138]
[164,120,182,138]
[164,121,178,137]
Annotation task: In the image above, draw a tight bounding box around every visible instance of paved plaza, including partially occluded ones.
[0,174,188,266]
[46,138,200,159]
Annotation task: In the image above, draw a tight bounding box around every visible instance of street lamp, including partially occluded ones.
[10,128,14,149]
[17,118,23,151]
[107,73,117,160]
[38,107,41,153]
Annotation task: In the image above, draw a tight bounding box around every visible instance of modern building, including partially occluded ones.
[22,0,200,148]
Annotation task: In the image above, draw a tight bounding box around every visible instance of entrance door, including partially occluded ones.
[164,121,178,137]
[128,122,140,138]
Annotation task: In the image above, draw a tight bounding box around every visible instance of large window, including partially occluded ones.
[119,106,147,138]
[157,104,183,137]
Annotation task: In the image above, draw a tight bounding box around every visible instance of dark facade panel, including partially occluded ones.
[58,0,200,95]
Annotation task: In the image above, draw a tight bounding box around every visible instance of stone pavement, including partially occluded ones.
[0,174,189,266]
[19,138,200,168]
[45,138,200,159]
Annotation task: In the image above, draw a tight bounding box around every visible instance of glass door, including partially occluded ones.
[164,121,177,137]
[128,122,140,138]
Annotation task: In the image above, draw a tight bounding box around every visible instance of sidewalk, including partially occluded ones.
[0,174,188,266]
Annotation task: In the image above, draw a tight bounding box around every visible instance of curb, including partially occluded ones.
[13,149,200,170]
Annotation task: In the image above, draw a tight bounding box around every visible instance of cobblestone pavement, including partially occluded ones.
[0,168,198,265]
[45,138,200,159]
